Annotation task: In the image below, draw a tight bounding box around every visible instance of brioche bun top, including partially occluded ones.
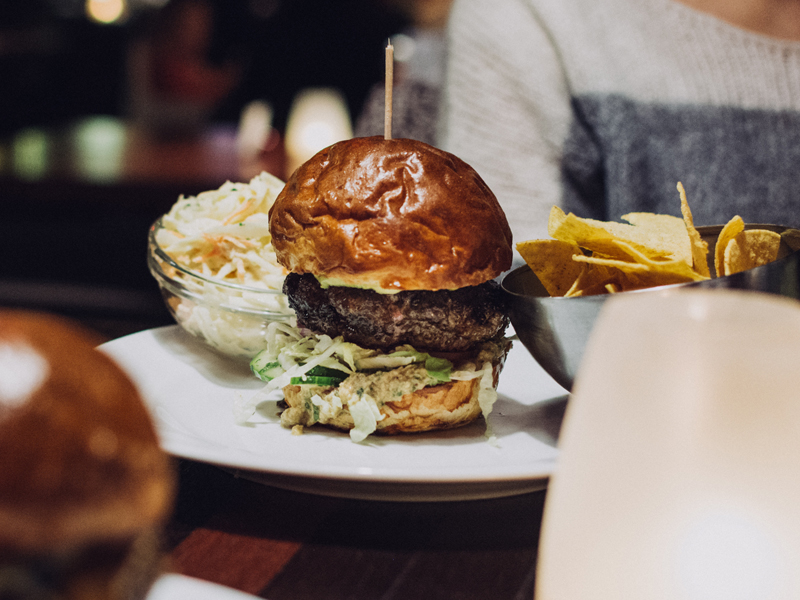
[0,310,174,554]
[269,136,513,291]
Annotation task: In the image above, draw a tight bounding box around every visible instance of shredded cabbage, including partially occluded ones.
[235,321,497,442]
[158,171,289,291]
[476,362,499,445]
[348,395,385,443]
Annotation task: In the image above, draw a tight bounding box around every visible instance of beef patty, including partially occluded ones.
[284,273,509,353]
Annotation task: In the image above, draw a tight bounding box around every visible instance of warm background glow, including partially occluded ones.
[85,0,128,24]
[284,88,353,174]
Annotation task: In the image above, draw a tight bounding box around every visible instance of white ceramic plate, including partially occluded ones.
[147,574,260,600]
[100,326,567,501]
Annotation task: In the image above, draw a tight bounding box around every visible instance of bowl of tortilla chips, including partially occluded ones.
[502,183,800,390]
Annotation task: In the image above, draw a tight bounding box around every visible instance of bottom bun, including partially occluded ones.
[280,339,511,437]
[284,377,483,435]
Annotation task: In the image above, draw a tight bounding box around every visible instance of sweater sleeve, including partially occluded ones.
[439,0,574,244]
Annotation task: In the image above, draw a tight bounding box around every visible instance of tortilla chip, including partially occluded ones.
[516,238,584,297]
[574,250,705,287]
[518,186,772,298]
[564,262,619,297]
[714,215,745,277]
[722,229,781,276]
[550,208,691,263]
[781,228,800,252]
[621,211,693,266]
[612,240,708,281]
[547,205,569,237]
[677,182,710,278]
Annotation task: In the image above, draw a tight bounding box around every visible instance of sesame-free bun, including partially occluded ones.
[269,136,513,291]
[0,310,174,599]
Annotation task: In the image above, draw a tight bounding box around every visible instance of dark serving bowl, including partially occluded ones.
[501,224,800,391]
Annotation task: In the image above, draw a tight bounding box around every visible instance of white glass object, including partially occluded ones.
[536,289,800,600]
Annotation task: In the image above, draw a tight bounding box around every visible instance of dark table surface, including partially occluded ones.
[162,459,548,600]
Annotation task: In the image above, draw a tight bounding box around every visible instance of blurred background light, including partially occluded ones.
[85,0,128,24]
[12,128,50,180]
[391,33,415,63]
[284,87,353,174]
[236,100,274,160]
[72,116,126,181]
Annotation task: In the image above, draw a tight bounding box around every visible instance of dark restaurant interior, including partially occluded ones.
[0,0,434,340]
[5,1,800,600]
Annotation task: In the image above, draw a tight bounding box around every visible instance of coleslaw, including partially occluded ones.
[150,172,296,359]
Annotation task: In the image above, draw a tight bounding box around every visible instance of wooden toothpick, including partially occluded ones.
[385,40,394,140]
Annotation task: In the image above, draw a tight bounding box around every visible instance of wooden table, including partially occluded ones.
[163,459,547,600]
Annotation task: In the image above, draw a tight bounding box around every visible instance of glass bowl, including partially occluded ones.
[502,224,800,391]
[147,218,295,360]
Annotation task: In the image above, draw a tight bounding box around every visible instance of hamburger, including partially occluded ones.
[244,136,513,442]
[0,310,174,600]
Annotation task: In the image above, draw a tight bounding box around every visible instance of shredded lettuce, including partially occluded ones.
[354,348,453,381]
[237,321,497,442]
[476,362,499,444]
[423,356,452,382]
[348,395,385,443]
[247,324,455,389]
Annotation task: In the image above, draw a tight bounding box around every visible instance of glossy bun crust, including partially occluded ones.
[270,136,513,291]
[0,311,174,599]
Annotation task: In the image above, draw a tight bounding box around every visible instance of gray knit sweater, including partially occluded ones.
[440,0,800,244]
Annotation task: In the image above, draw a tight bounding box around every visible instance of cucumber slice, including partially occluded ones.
[289,375,343,386]
[250,353,283,382]
[304,365,349,380]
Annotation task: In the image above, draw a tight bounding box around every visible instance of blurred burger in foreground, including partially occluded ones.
[239,136,513,442]
[0,311,174,600]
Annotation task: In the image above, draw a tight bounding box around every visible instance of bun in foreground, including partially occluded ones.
[0,310,174,600]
